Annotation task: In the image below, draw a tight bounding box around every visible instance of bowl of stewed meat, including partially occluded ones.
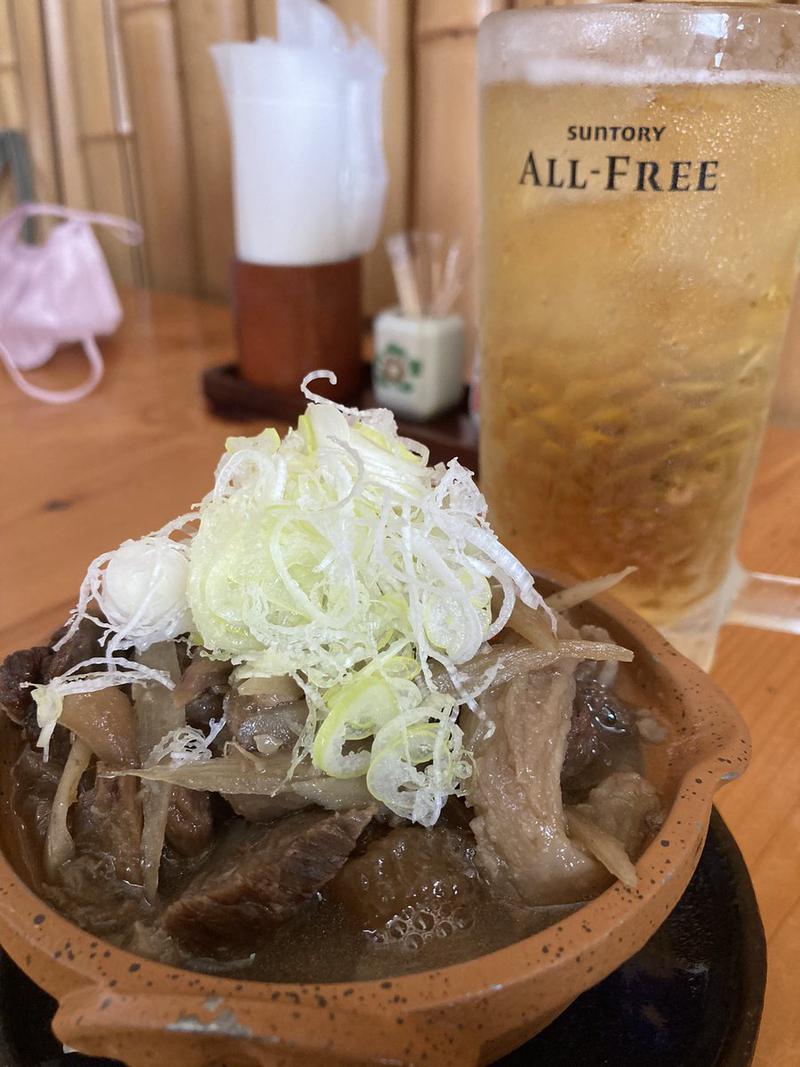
[0,377,749,1066]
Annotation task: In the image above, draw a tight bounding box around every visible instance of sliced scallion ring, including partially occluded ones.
[312,675,398,778]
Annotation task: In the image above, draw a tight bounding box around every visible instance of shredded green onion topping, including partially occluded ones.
[33,371,550,824]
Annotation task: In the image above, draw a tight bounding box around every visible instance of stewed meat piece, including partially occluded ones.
[45,616,104,683]
[224,792,309,823]
[570,771,661,858]
[173,658,231,731]
[164,807,373,956]
[73,775,143,885]
[223,677,305,754]
[0,616,104,738]
[165,787,214,858]
[562,664,638,794]
[12,744,65,843]
[465,665,605,906]
[329,824,482,928]
[0,647,50,724]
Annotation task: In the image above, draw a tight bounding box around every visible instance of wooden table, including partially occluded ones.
[2,289,798,1065]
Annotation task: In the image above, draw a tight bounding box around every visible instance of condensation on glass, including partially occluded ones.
[478,4,800,666]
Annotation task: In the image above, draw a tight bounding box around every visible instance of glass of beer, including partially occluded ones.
[478,3,800,668]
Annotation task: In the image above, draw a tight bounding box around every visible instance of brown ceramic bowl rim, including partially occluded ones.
[0,576,750,1024]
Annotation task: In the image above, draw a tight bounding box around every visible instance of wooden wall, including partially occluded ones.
[1,0,798,414]
[0,0,513,318]
[0,0,413,311]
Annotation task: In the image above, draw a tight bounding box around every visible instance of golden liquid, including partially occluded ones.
[480,80,800,624]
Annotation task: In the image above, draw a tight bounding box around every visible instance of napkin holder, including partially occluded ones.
[232,255,367,403]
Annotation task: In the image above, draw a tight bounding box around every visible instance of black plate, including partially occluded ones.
[0,809,764,1067]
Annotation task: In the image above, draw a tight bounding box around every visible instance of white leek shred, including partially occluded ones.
[32,510,197,757]
[147,717,227,767]
[32,657,177,761]
[545,566,637,614]
[35,370,554,823]
[366,697,470,827]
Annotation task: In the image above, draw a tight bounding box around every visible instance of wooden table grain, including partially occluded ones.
[1,289,798,1065]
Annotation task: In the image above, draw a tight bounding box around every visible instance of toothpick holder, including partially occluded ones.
[372,309,465,422]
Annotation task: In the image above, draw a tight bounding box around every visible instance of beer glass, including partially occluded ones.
[478,3,800,668]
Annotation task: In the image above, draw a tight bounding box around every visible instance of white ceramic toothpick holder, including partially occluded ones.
[372,309,465,421]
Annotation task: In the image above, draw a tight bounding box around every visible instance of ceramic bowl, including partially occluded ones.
[0,583,750,1067]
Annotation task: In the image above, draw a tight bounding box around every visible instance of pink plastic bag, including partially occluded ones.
[0,203,142,404]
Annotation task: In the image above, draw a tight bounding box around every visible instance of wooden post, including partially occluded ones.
[412,0,509,366]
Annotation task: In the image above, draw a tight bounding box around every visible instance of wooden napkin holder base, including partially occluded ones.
[231,255,367,404]
[203,254,479,470]
[202,363,478,472]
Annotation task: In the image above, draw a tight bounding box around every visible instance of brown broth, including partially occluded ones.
[9,669,659,984]
[182,893,580,984]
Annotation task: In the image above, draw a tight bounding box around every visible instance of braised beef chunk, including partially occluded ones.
[0,646,51,723]
[44,854,148,938]
[0,615,104,727]
[185,690,226,732]
[562,665,638,795]
[571,771,661,858]
[165,787,214,857]
[73,774,143,884]
[224,791,309,823]
[174,658,231,731]
[44,616,104,682]
[329,824,482,928]
[10,743,149,937]
[12,744,64,839]
[563,698,600,788]
[163,807,373,956]
[224,689,306,754]
[466,667,605,907]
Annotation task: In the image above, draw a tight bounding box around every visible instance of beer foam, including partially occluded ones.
[483,58,800,88]
[478,7,800,89]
